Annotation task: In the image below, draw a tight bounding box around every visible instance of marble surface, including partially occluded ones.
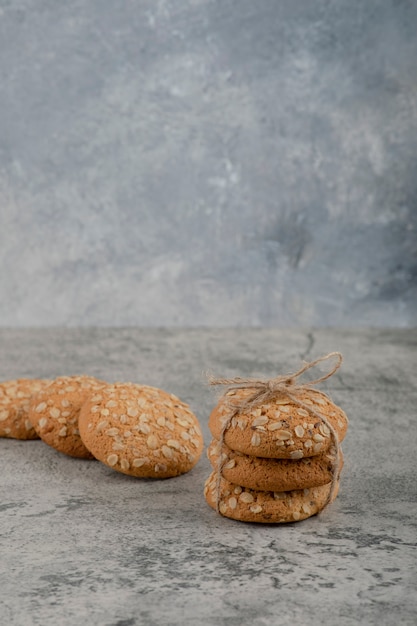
[0,328,415,625]
[1,1,417,328]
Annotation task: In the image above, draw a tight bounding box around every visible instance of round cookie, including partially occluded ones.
[208,439,344,492]
[0,379,51,439]
[78,383,203,478]
[204,471,339,523]
[29,375,106,458]
[208,388,348,459]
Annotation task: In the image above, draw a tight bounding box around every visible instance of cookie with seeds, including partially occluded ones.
[204,471,339,523]
[0,379,51,439]
[208,439,344,492]
[28,375,106,458]
[78,383,203,478]
[208,389,348,459]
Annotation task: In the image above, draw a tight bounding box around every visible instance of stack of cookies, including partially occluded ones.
[1,376,203,479]
[204,388,348,523]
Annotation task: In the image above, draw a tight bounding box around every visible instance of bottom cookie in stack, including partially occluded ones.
[204,471,339,523]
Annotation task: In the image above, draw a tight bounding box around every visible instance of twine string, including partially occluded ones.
[208,352,343,516]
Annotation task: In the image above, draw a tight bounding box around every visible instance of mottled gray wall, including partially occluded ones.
[0,0,416,327]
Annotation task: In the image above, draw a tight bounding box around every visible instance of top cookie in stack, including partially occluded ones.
[208,388,348,460]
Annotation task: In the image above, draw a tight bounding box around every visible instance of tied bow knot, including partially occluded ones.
[267,377,293,393]
[265,376,296,394]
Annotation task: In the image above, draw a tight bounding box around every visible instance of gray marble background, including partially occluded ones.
[0,0,416,327]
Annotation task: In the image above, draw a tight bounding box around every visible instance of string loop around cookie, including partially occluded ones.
[208,352,344,517]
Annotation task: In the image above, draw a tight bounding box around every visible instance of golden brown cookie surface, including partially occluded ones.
[208,439,343,492]
[204,471,339,523]
[208,389,348,459]
[0,379,51,439]
[28,375,105,458]
[78,383,203,478]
